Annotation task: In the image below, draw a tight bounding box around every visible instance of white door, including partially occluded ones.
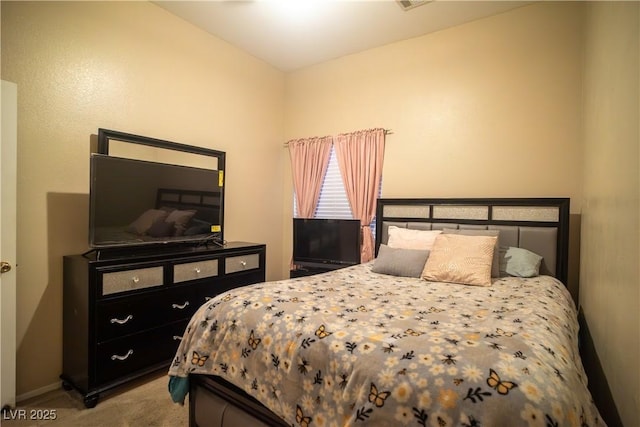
[1,80,18,410]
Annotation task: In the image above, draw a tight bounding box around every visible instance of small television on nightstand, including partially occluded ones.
[292,218,361,276]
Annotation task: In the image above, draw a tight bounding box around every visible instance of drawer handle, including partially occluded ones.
[194,267,201,274]
[172,335,183,341]
[111,349,133,361]
[240,260,247,268]
[110,314,133,325]
[131,276,140,284]
[172,301,190,310]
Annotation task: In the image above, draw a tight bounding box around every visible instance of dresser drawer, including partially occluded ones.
[225,253,260,274]
[101,266,164,296]
[174,258,219,283]
[96,321,187,385]
[96,287,198,341]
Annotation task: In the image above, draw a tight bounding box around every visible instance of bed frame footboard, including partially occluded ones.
[189,375,287,427]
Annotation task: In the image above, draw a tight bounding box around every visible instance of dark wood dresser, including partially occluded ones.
[60,241,265,408]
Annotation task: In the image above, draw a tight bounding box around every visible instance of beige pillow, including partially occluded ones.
[166,209,197,236]
[421,234,497,287]
[442,229,500,277]
[387,226,442,250]
[127,209,169,235]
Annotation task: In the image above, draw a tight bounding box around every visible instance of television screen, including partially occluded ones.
[292,218,361,268]
[89,154,224,248]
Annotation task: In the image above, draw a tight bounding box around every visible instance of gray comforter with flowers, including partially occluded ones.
[168,263,604,427]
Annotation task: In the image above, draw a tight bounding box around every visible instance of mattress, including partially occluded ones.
[168,262,604,426]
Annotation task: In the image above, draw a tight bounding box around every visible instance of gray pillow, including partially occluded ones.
[499,246,543,278]
[184,219,211,236]
[372,244,430,278]
[442,229,500,277]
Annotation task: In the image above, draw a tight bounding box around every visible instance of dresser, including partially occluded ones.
[60,242,265,408]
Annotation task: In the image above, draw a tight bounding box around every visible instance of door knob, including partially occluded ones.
[0,261,11,273]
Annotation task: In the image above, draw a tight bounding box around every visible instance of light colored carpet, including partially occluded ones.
[2,373,188,427]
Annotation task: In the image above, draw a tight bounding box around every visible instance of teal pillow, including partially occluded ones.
[499,246,543,278]
[372,244,430,278]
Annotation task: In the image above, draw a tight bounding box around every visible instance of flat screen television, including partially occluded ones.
[292,218,361,269]
[89,154,224,249]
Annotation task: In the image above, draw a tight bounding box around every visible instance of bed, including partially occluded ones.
[168,198,605,427]
[91,188,221,247]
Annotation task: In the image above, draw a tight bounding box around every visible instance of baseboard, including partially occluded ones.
[16,381,61,403]
[578,307,624,427]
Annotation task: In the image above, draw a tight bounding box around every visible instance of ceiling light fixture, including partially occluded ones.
[268,0,322,23]
[396,0,432,11]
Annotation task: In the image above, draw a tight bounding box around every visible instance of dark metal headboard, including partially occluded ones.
[154,188,223,244]
[375,198,570,284]
[156,188,221,223]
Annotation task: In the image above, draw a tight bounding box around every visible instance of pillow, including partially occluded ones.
[421,234,497,287]
[147,219,176,238]
[127,209,168,235]
[184,219,212,236]
[499,246,543,278]
[165,209,197,236]
[387,226,442,250]
[372,244,430,278]
[442,229,500,277]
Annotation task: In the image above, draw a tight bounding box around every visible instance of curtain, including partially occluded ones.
[334,128,385,263]
[288,136,333,219]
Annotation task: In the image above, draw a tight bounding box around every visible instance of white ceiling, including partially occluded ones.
[153,1,531,71]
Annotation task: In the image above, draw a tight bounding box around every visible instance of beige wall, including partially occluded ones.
[285,2,583,201]
[3,2,638,422]
[581,3,640,427]
[1,1,285,396]
[282,2,584,285]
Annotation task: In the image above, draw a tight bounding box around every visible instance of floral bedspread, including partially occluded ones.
[168,263,604,427]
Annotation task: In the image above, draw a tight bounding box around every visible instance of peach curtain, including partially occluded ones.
[288,136,333,218]
[334,128,385,263]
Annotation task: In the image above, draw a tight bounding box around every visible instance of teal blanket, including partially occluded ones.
[168,375,190,405]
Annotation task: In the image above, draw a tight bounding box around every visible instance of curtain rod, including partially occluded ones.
[283,129,393,147]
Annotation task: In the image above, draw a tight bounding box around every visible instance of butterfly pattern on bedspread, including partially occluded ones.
[168,263,605,427]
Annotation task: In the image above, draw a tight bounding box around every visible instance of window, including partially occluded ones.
[294,146,351,218]
[294,146,381,231]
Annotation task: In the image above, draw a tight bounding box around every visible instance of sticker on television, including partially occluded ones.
[211,225,221,232]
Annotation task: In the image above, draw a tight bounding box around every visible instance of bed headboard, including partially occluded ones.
[156,188,221,223]
[375,198,570,284]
